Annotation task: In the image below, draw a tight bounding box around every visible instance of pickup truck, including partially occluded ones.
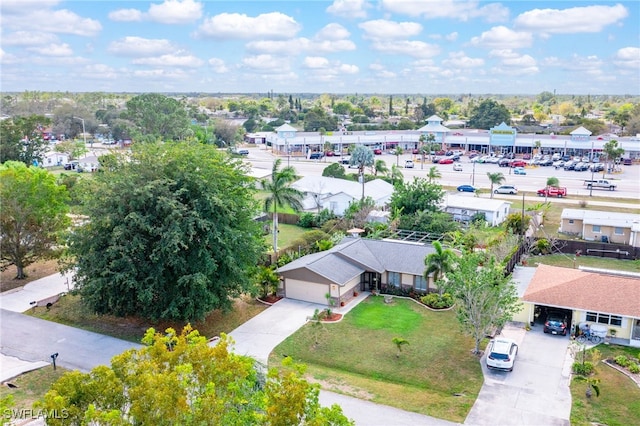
[537,186,567,197]
[583,179,617,190]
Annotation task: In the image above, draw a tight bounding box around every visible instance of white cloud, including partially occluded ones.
[338,64,359,74]
[108,8,143,22]
[470,26,533,49]
[108,37,176,57]
[381,0,509,23]
[132,53,204,68]
[0,48,20,64]
[359,20,422,40]
[2,9,101,36]
[208,58,229,73]
[2,31,58,46]
[542,54,602,74]
[313,39,357,53]
[79,64,118,80]
[369,63,385,71]
[315,23,351,41]
[445,32,459,42]
[27,43,73,57]
[442,51,484,68]
[147,0,203,24]
[196,12,301,39]
[242,55,285,72]
[132,68,192,80]
[613,47,640,70]
[515,4,628,34]
[371,40,440,58]
[0,0,60,14]
[326,0,369,19]
[501,54,537,68]
[246,37,355,55]
[303,56,330,69]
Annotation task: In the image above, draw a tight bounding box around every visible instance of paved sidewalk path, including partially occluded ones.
[1,273,73,313]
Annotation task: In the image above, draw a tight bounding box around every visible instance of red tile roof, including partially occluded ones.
[523,264,640,317]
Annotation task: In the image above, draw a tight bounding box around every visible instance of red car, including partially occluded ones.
[412,148,419,154]
[373,149,382,155]
[452,132,463,136]
[510,160,526,168]
[325,151,334,157]
[438,157,454,164]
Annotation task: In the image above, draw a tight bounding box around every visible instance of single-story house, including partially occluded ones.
[291,176,393,216]
[514,264,640,347]
[277,237,437,306]
[41,151,69,167]
[560,208,640,246]
[442,194,512,226]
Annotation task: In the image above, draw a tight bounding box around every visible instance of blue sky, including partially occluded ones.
[1,0,638,94]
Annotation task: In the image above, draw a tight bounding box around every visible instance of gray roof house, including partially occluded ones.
[277,237,436,305]
[442,194,512,226]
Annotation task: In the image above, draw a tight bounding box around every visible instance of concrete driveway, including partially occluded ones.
[464,323,572,425]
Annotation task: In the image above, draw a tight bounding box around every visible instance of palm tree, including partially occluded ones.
[487,172,505,198]
[394,146,404,166]
[389,164,404,186]
[350,145,375,200]
[392,337,409,358]
[262,159,304,254]
[424,241,454,295]
[427,166,441,183]
[373,159,388,177]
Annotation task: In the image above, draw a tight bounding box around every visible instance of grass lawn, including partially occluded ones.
[0,367,69,414]
[28,294,267,343]
[570,345,640,426]
[269,296,484,423]
[531,254,640,273]
[264,223,309,251]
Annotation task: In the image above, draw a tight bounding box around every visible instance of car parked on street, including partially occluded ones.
[494,185,518,195]
[544,310,568,336]
[453,163,463,171]
[486,338,518,371]
[456,184,477,192]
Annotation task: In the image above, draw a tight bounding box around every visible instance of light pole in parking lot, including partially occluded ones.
[73,116,89,148]
[472,159,476,186]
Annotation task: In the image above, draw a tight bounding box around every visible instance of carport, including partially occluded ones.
[533,305,573,334]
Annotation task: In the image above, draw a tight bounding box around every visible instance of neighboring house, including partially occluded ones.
[291,176,393,216]
[277,238,437,306]
[560,208,640,246]
[514,264,640,347]
[41,151,69,167]
[442,194,511,226]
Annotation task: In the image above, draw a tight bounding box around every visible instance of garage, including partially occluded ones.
[285,279,329,305]
[534,305,573,336]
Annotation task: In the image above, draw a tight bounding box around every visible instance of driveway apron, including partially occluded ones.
[464,323,572,426]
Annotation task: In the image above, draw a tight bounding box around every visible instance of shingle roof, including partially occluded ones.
[522,264,640,317]
[277,238,436,285]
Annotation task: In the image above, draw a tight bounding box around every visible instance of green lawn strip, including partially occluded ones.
[266,223,309,250]
[531,254,640,272]
[570,346,640,426]
[269,297,483,423]
[0,367,69,413]
[28,294,267,343]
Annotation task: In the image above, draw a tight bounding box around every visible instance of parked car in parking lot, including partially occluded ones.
[623,158,633,165]
[456,184,477,193]
[494,185,517,195]
[486,338,518,371]
[498,158,511,167]
[373,149,382,155]
[509,160,526,168]
[544,310,568,335]
[438,157,454,164]
[309,152,324,159]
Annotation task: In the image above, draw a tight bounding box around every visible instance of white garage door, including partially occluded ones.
[285,279,329,305]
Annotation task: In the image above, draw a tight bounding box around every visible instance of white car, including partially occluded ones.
[405,160,414,168]
[486,337,518,371]
[494,185,518,195]
[453,163,463,171]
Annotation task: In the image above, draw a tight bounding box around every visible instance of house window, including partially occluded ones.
[614,227,623,235]
[592,225,601,233]
[388,272,400,287]
[586,311,622,326]
[414,275,427,291]
[569,219,574,224]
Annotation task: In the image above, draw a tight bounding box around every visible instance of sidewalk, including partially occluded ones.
[0,272,73,313]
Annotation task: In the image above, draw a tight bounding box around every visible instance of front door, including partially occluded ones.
[361,272,380,291]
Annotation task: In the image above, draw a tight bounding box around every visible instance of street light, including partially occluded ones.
[73,116,89,147]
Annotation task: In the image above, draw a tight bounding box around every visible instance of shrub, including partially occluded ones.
[298,212,315,228]
[573,361,594,376]
[578,200,588,208]
[628,363,640,374]
[615,355,630,367]
[420,293,454,309]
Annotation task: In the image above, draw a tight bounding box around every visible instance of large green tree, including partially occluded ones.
[467,99,511,129]
[36,326,353,425]
[349,145,375,200]
[125,93,190,141]
[601,139,624,177]
[0,162,70,279]
[262,159,304,253]
[68,142,263,321]
[390,177,444,215]
[0,115,50,165]
[443,253,521,354]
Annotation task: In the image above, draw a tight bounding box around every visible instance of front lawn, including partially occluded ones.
[29,294,267,343]
[570,345,640,426]
[532,254,640,273]
[0,367,69,415]
[269,296,484,423]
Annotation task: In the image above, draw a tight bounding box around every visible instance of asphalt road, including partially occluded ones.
[247,146,640,202]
